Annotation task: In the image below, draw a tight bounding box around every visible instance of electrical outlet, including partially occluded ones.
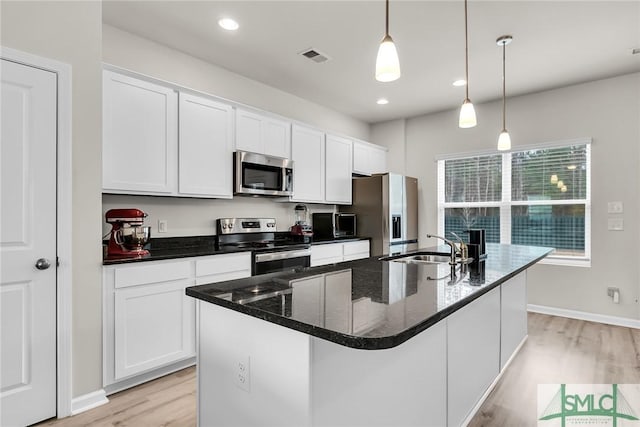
[235,356,250,392]
[607,287,620,304]
[158,220,168,233]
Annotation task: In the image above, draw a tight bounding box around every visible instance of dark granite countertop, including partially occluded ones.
[102,235,370,265]
[186,243,552,350]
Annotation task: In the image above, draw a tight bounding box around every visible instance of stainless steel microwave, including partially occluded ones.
[312,213,357,239]
[234,151,294,196]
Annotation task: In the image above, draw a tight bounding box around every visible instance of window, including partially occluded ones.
[437,140,590,266]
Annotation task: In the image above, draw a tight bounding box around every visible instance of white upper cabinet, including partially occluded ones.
[235,108,291,159]
[291,124,325,203]
[179,93,233,198]
[103,70,178,194]
[352,140,388,176]
[325,134,353,204]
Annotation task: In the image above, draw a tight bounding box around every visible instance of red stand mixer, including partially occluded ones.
[105,208,151,259]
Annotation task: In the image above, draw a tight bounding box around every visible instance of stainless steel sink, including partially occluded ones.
[380,252,452,264]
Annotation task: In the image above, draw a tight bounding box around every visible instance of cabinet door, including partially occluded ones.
[114,279,195,380]
[369,145,388,174]
[291,124,325,202]
[263,117,291,159]
[324,270,353,334]
[501,271,527,369]
[352,140,371,175]
[179,93,233,198]
[447,287,500,427]
[325,134,353,204]
[103,70,177,194]
[291,275,325,326]
[352,140,388,176]
[235,108,263,154]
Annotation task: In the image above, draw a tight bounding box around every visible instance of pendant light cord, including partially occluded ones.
[464,0,470,101]
[385,0,390,36]
[502,42,506,130]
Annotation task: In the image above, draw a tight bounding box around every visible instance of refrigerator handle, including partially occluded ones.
[392,215,402,239]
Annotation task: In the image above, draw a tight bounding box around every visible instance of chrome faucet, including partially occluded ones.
[426,234,458,266]
[450,232,469,263]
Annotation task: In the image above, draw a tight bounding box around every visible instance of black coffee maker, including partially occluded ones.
[466,229,487,261]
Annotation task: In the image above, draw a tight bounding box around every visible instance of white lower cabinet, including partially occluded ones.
[114,278,194,380]
[310,240,370,267]
[103,252,251,391]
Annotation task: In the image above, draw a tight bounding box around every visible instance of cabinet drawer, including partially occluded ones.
[195,252,251,280]
[311,243,343,261]
[114,260,191,289]
[343,241,370,257]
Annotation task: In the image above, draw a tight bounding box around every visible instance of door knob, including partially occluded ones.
[35,258,51,270]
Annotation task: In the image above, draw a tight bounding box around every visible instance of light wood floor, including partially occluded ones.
[36,313,640,427]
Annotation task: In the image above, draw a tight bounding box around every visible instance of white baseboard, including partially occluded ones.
[461,335,528,426]
[104,357,196,396]
[527,304,640,329]
[70,389,109,415]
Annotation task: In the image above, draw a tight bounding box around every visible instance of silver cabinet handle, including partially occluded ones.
[35,258,51,270]
[254,249,311,263]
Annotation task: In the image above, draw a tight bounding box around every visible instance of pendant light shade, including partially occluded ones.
[497,130,511,151]
[375,0,401,82]
[497,35,512,151]
[458,0,477,128]
[459,99,477,128]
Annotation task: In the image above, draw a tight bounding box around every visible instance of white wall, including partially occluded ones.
[372,73,640,321]
[1,1,103,397]
[371,118,406,175]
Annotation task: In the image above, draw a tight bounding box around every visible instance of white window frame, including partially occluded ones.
[437,138,591,267]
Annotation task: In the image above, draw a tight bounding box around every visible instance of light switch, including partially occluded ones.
[608,218,624,231]
[607,201,623,214]
[158,219,168,233]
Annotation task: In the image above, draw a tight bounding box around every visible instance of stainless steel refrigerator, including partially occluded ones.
[341,173,418,256]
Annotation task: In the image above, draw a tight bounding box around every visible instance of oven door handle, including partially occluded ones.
[254,249,311,263]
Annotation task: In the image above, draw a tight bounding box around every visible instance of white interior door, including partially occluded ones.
[1,59,57,426]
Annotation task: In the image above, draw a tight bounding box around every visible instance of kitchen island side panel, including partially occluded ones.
[197,301,312,427]
[310,321,447,427]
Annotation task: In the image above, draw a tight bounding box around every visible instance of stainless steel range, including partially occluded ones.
[216,218,311,276]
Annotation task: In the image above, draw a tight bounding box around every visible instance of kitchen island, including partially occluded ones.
[186,244,552,427]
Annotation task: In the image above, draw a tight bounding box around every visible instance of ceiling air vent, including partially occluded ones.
[299,48,331,63]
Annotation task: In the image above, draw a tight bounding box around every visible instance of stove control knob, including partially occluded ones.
[229,224,234,229]
[222,224,227,229]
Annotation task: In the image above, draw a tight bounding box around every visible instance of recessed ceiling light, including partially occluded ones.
[218,18,239,31]
[453,79,467,87]
[377,98,389,105]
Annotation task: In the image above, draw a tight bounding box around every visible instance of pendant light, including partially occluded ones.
[458,0,477,128]
[375,0,401,82]
[497,35,512,151]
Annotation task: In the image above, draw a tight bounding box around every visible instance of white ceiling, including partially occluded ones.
[103,1,640,124]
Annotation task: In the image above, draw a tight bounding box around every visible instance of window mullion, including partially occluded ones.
[500,152,512,244]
